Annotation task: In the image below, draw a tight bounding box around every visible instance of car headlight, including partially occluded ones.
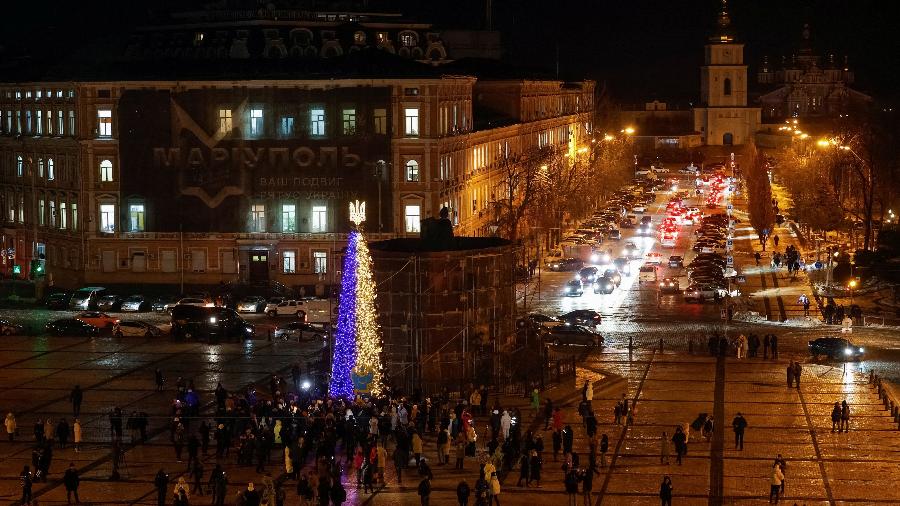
[858,347,864,353]
[590,254,599,262]
[245,326,253,333]
[844,348,852,355]
[606,284,613,290]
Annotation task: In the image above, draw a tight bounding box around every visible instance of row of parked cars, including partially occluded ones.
[684,213,734,303]
[518,310,603,347]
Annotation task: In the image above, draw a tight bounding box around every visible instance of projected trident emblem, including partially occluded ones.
[349,200,366,228]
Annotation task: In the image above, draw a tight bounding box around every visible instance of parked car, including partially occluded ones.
[97,294,124,312]
[152,295,179,313]
[172,298,213,311]
[76,312,120,329]
[171,305,254,342]
[238,296,268,313]
[808,337,864,360]
[120,295,150,312]
[69,286,108,310]
[274,321,328,342]
[563,279,584,297]
[0,318,23,335]
[645,252,664,265]
[638,265,657,283]
[113,320,162,338]
[548,258,584,272]
[46,318,100,337]
[539,322,602,347]
[668,255,684,268]
[517,313,559,331]
[46,292,72,310]
[558,310,602,328]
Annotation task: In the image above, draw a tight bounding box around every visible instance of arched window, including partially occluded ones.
[723,78,732,96]
[37,158,44,178]
[47,158,54,180]
[100,159,113,182]
[16,155,22,177]
[405,160,419,182]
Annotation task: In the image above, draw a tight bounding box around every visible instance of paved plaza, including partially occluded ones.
[1,335,899,505]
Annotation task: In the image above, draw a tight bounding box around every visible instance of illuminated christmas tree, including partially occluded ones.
[329,201,384,398]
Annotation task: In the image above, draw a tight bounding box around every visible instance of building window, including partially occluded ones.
[68,110,75,135]
[405,160,420,182]
[5,111,11,133]
[71,203,77,230]
[36,110,42,135]
[249,109,264,136]
[313,251,327,274]
[16,156,22,177]
[373,108,387,134]
[310,107,325,137]
[353,31,366,44]
[47,158,54,180]
[46,110,53,135]
[341,108,357,135]
[404,108,419,136]
[25,110,32,133]
[38,199,45,226]
[97,109,112,137]
[250,204,266,232]
[376,32,388,44]
[281,204,296,232]
[405,205,421,233]
[49,201,56,227]
[724,78,732,96]
[99,204,115,232]
[100,159,113,182]
[18,195,24,223]
[15,111,21,133]
[38,158,44,178]
[57,111,63,135]
[282,250,296,273]
[218,109,232,133]
[311,205,327,232]
[279,116,294,138]
[59,202,67,229]
[400,32,417,47]
[129,204,145,232]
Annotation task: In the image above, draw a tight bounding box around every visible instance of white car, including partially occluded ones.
[113,320,162,338]
[174,297,211,308]
[273,321,328,342]
[267,299,334,323]
[635,168,651,176]
[654,166,670,173]
[632,205,647,213]
[645,252,664,265]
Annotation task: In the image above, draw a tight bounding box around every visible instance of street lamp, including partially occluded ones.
[848,279,857,304]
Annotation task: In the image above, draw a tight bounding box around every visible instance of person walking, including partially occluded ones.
[732,413,747,450]
[775,454,787,496]
[20,465,34,505]
[600,434,609,468]
[830,402,841,432]
[6,412,16,441]
[69,385,83,418]
[786,363,794,388]
[769,461,784,503]
[773,234,780,248]
[456,480,470,506]
[454,435,466,470]
[190,459,204,496]
[543,399,554,430]
[209,464,227,506]
[770,335,779,359]
[489,471,501,506]
[64,463,80,504]
[73,419,82,452]
[530,389,540,417]
[793,362,802,389]
[417,475,432,506]
[840,400,850,432]
[660,431,670,465]
[659,475,673,506]
[582,465,596,506]
[516,452,530,487]
[552,429,562,462]
[564,468,579,506]
[154,469,169,506]
[672,427,686,465]
[529,450,542,487]
[155,368,164,391]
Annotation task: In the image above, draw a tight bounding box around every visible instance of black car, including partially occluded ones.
[46,292,71,310]
[97,294,123,312]
[603,268,622,286]
[171,305,254,342]
[517,313,559,330]
[563,279,584,297]
[578,266,600,284]
[592,276,616,294]
[559,309,602,328]
[548,258,584,272]
[668,256,684,268]
[46,318,100,337]
[808,337,864,360]
[540,323,602,347]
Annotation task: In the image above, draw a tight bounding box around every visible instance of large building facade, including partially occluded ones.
[0,13,593,293]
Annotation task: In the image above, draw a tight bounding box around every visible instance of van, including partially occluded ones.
[639,265,658,283]
[170,305,254,343]
[69,287,108,310]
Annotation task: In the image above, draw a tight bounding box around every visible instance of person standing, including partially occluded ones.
[154,469,169,506]
[830,402,841,432]
[793,362,802,389]
[209,464,227,506]
[769,462,784,503]
[456,480,470,506]
[732,413,747,450]
[21,465,34,505]
[5,412,16,441]
[775,454,787,495]
[786,363,794,388]
[672,427,686,465]
[660,431,670,465]
[69,385,83,418]
[770,335,779,360]
[552,429,562,462]
[530,389,540,417]
[543,399,554,430]
[64,463,80,504]
[73,419,82,452]
[582,465,596,506]
[417,475,431,506]
[529,450,542,488]
[659,475,673,506]
[489,471,501,506]
[599,434,609,468]
[190,459,204,496]
[840,400,850,432]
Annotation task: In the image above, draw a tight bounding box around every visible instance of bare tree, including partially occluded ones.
[746,152,775,247]
[491,146,551,243]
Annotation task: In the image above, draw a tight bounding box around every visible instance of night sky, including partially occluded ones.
[1,0,897,102]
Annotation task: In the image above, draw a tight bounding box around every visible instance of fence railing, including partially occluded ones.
[869,371,900,430]
[863,315,900,328]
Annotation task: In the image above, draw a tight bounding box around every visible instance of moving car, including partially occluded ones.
[578,266,601,284]
[46,318,100,337]
[563,279,584,297]
[592,276,616,294]
[0,318,23,335]
[808,337,864,360]
[639,265,658,283]
[539,322,602,347]
[113,320,162,338]
[75,311,119,329]
[623,241,640,259]
[603,269,622,286]
[97,294,123,312]
[46,292,71,310]
[69,286,108,310]
[683,283,727,303]
[172,298,213,311]
[558,309,602,328]
[658,278,680,293]
[121,295,150,312]
[645,252,664,265]
[548,258,584,272]
[668,256,684,268]
[170,305,254,342]
[607,229,621,241]
[273,321,328,342]
[237,295,268,313]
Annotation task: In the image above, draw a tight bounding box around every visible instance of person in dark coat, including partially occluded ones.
[69,385,83,418]
[154,469,169,506]
[63,463,80,504]
[56,418,70,449]
[793,362,802,389]
[659,475,673,506]
[671,427,687,465]
[786,364,794,388]
[456,480,471,506]
[830,402,841,432]
[732,413,747,450]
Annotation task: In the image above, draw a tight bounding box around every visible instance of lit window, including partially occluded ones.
[404,108,419,136]
[353,31,366,44]
[129,204,145,232]
[47,158,54,180]
[249,109,264,136]
[71,203,77,230]
[310,107,325,136]
[280,116,294,137]
[405,205,421,233]
[68,110,75,135]
[39,199,45,226]
[59,202,67,229]
[218,109,232,133]
[373,108,387,134]
[376,32,388,44]
[15,111,21,133]
[25,110,32,133]
[406,160,419,182]
[97,109,112,137]
[281,204,296,232]
[46,110,52,135]
[282,250,296,274]
[250,204,266,232]
[36,110,42,135]
[38,158,44,178]
[57,110,63,135]
[400,32,417,47]
[56,90,62,98]
[16,156,22,177]
[313,251,327,274]
[311,205,327,232]
[49,201,56,227]
[100,159,113,182]
[5,111,10,133]
[18,195,24,223]
[99,204,115,232]
[342,108,356,135]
